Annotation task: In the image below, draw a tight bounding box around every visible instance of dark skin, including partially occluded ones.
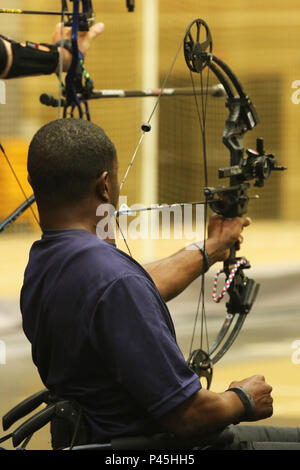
[29,152,273,438]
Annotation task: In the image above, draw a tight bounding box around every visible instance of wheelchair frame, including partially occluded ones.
[0,389,234,450]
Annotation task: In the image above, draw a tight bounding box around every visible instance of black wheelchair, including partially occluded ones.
[0,389,234,450]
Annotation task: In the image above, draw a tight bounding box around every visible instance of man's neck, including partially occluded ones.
[38,200,117,244]
[40,215,116,244]
[40,218,96,235]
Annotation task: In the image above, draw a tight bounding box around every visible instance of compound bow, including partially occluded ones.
[181,19,286,388]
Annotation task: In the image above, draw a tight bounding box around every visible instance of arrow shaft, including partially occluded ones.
[90,85,225,99]
[0,9,68,16]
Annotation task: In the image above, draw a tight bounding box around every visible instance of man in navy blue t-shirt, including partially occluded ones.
[21,119,283,449]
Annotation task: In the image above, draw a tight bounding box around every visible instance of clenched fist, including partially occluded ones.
[228,374,273,422]
[206,214,251,262]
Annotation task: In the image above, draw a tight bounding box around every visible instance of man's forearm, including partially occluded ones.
[160,388,245,438]
[0,38,71,78]
[144,238,221,302]
[161,374,273,438]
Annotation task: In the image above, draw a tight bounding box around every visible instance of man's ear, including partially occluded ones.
[95,171,109,202]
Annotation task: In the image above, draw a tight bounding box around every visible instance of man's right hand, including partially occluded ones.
[206,214,251,263]
[227,374,274,421]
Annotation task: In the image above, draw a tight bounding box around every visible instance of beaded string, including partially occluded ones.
[212,258,248,303]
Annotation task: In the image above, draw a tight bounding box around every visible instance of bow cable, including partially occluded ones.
[188,63,211,364]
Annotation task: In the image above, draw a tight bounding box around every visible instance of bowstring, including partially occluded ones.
[117,33,186,253]
[0,144,40,227]
[188,59,211,358]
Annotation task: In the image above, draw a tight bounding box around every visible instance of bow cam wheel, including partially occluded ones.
[187,349,213,389]
[184,19,213,73]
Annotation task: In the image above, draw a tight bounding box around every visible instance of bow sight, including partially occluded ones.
[126,0,135,12]
[205,136,286,219]
[219,137,286,188]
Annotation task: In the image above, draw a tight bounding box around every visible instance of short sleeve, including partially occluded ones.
[89,275,201,419]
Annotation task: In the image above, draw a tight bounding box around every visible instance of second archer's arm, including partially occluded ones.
[0,36,69,79]
[0,21,104,79]
[143,215,251,302]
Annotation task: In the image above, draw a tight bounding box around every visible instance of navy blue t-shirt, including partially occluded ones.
[20,229,201,443]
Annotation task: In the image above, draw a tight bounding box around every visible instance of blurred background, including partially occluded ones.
[0,0,299,450]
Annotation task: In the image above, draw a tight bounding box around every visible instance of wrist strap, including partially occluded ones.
[226,386,256,421]
[192,242,210,273]
[7,42,59,78]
